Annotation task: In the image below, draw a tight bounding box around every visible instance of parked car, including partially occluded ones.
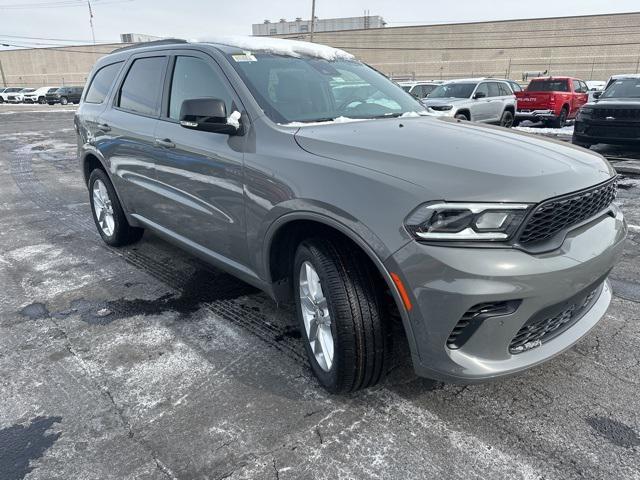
[0,87,25,103]
[5,87,34,103]
[573,75,640,148]
[46,86,83,105]
[423,78,517,127]
[398,80,443,100]
[76,38,625,393]
[603,74,640,93]
[23,86,60,104]
[515,77,589,127]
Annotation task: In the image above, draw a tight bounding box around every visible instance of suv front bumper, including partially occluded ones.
[385,206,626,383]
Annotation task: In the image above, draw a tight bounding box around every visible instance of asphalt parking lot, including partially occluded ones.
[1,105,639,480]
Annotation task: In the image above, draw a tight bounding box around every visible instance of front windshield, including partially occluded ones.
[428,83,477,99]
[601,78,640,99]
[227,53,425,123]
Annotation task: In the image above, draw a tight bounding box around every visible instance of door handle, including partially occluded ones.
[97,123,111,132]
[155,138,176,149]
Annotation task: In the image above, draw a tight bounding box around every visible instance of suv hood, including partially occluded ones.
[592,98,640,107]
[293,117,614,203]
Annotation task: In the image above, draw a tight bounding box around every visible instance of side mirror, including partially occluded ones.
[179,98,240,135]
[593,91,602,99]
[473,91,487,100]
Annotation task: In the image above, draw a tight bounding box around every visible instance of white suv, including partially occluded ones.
[423,78,517,127]
[23,86,59,104]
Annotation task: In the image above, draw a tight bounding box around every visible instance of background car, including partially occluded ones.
[586,80,607,102]
[515,76,589,127]
[573,75,640,148]
[46,86,84,105]
[22,86,60,104]
[423,78,517,127]
[0,87,27,103]
[398,80,444,100]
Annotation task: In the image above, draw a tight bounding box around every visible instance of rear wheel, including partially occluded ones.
[500,110,514,128]
[550,107,568,128]
[88,169,144,247]
[294,238,388,393]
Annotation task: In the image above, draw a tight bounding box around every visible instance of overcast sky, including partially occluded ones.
[1,0,639,48]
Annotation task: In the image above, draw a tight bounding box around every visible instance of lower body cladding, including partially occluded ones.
[574,120,640,146]
[385,207,626,383]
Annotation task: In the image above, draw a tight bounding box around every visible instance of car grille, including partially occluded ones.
[587,125,640,139]
[509,286,601,354]
[447,300,521,349]
[593,108,640,121]
[518,179,617,246]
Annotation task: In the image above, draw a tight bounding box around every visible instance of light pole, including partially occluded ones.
[309,0,316,42]
[87,0,96,45]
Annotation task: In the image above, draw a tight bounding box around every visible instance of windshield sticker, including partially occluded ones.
[232,52,257,62]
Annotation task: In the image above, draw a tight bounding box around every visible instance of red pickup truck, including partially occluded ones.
[514,77,589,127]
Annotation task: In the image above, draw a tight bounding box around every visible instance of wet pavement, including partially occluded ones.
[1,105,639,480]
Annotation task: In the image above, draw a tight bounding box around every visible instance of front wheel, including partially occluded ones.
[88,169,144,247]
[60,96,68,105]
[500,110,514,128]
[38,97,46,104]
[455,113,469,121]
[294,238,388,393]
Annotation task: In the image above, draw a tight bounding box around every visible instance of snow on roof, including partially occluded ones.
[194,35,355,61]
[610,73,640,80]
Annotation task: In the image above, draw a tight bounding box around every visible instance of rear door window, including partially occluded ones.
[118,56,167,116]
[527,80,570,92]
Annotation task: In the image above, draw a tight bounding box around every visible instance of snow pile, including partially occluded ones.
[227,110,241,129]
[514,125,574,135]
[195,36,354,61]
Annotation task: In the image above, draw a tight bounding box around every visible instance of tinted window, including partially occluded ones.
[509,82,522,92]
[527,79,569,92]
[475,83,490,97]
[430,83,477,99]
[487,82,501,97]
[47,88,58,93]
[119,56,166,116]
[169,56,234,120]
[498,83,512,96]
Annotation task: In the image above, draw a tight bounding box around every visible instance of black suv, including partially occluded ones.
[573,75,640,147]
[46,86,84,105]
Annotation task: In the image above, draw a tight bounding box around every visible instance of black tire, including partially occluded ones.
[551,107,568,128]
[500,110,514,128]
[0,97,4,104]
[293,238,388,393]
[512,118,521,127]
[454,113,469,121]
[60,96,68,105]
[88,169,144,247]
[47,102,55,105]
[38,97,46,104]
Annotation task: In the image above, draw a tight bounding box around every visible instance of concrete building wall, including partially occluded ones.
[1,12,639,88]
[279,12,640,82]
[0,43,126,88]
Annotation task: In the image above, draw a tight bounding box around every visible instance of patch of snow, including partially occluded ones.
[514,125,574,135]
[227,110,241,129]
[195,35,354,61]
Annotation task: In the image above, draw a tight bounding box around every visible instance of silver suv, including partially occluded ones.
[75,38,625,393]
[424,78,517,127]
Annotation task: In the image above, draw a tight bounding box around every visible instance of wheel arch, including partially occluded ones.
[455,109,471,120]
[264,212,419,361]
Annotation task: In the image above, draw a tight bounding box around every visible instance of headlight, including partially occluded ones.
[405,202,531,241]
[430,105,453,111]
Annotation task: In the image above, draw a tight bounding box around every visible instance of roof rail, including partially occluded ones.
[112,38,188,53]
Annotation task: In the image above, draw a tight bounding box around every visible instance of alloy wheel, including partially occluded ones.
[92,179,115,237]
[299,261,334,372]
